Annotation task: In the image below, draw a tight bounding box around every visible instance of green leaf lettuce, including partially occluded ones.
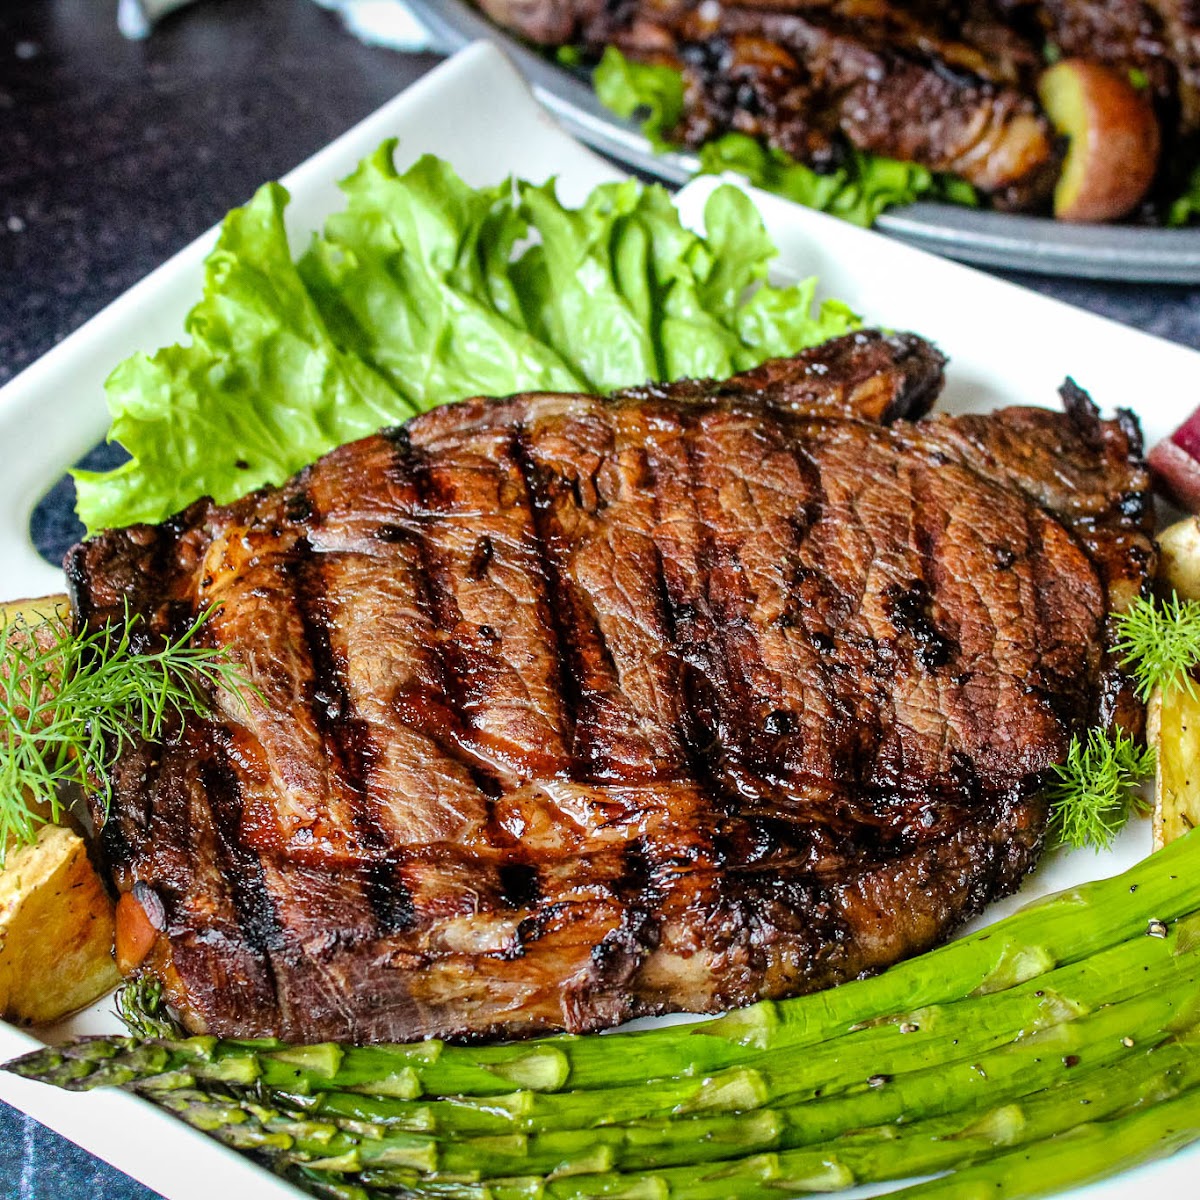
[1168,162,1200,227]
[75,144,858,534]
[74,183,410,534]
[592,46,685,151]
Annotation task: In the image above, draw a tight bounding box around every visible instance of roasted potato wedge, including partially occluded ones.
[1148,683,1200,850]
[1,594,71,709]
[0,595,69,627]
[1157,517,1200,601]
[1149,523,1200,849]
[0,823,120,1025]
[1038,59,1161,223]
[0,592,120,1024]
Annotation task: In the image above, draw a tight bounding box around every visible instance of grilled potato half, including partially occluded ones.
[1147,685,1200,851]
[0,823,120,1025]
[1149,519,1200,850]
[1157,516,1200,602]
[0,595,120,1025]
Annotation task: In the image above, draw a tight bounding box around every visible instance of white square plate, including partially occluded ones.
[1,39,1198,1200]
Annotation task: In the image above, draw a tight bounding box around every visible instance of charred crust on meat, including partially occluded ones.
[497,863,541,910]
[365,862,415,935]
[1060,377,1106,451]
[883,580,958,672]
[287,539,383,850]
[199,756,287,955]
[97,806,135,870]
[62,544,92,627]
[284,490,315,524]
[1116,408,1146,457]
[132,880,167,931]
[1116,490,1149,521]
[589,907,656,990]
[467,535,495,580]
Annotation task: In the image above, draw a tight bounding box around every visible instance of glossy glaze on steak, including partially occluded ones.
[67,331,1154,1043]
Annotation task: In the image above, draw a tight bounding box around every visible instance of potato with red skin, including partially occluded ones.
[1150,405,1200,512]
[1038,59,1160,222]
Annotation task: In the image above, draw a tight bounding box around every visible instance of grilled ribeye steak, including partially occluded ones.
[68,330,1154,1044]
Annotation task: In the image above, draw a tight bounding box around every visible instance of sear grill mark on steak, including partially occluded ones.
[286,539,386,856]
[883,579,959,672]
[67,330,1155,1043]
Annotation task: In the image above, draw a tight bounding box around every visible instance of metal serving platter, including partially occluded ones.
[407,0,1200,282]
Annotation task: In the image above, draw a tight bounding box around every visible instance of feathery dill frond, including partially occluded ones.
[0,605,251,863]
[1114,593,1200,701]
[1046,728,1155,852]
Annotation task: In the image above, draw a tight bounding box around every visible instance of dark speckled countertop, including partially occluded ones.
[1,1,1198,1196]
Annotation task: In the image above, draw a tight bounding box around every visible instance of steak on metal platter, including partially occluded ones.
[68,330,1153,1043]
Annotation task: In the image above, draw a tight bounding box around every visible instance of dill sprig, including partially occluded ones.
[1046,728,1155,852]
[1113,593,1200,701]
[0,605,250,864]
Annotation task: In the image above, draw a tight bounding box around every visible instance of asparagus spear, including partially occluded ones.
[109,991,1200,1200]
[884,1085,1200,1200]
[291,986,1183,1165]
[14,907,1199,1136]
[429,962,1200,1178]
[497,1045,1200,1200]
[274,919,1200,1169]
[525,1070,1200,1200]
[136,960,1200,1186]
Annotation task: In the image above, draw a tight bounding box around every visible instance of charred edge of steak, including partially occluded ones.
[614,329,947,425]
[922,379,1154,739]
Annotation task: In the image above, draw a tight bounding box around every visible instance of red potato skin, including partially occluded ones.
[1149,439,1200,512]
[1038,59,1161,223]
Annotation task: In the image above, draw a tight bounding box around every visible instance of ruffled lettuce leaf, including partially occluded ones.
[74,183,409,533]
[75,145,858,535]
[697,134,978,228]
[592,46,685,151]
[299,151,588,404]
[510,178,857,386]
